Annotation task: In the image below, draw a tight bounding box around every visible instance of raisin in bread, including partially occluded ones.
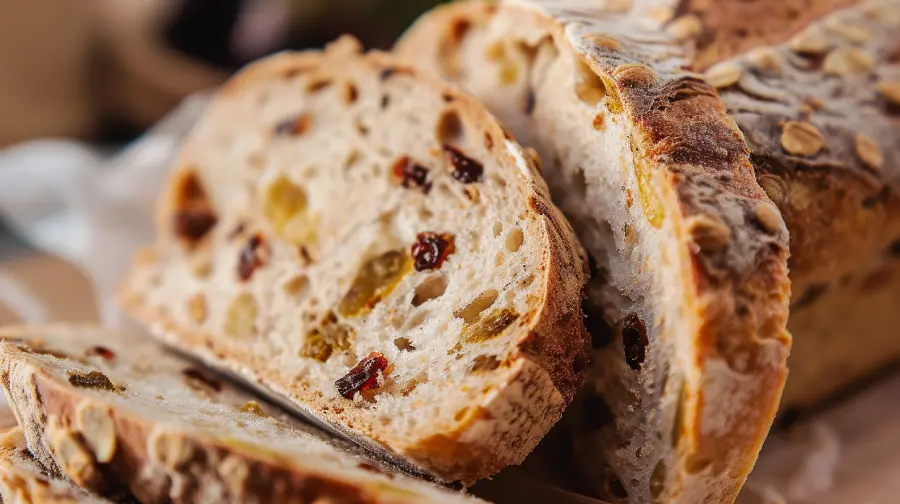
[0,324,486,504]
[0,427,112,504]
[118,36,588,485]
[679,0,900,410]
[398,3,792,503]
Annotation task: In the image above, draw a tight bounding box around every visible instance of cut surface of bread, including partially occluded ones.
[686,0,900,410]
[398,3,792,503]
[119,37,588,484]
[0,324,484,504]
[0,427,112,504]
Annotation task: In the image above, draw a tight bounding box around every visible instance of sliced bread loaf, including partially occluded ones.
[0,324,484,504]
[398,3,792,503]
[118,36,588,484]
[0,427,112,504]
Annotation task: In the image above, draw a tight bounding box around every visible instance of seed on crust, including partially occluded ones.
[757,175,786,204]
[148,429,195,470]
[224,293,258,338]
[876,80,900,105]
[237,234,269,281]
[703,62,742,89]
[666,15,702,41]
[854,133,884,170]
[186,293,208,323]
[749,48,782,75]
[335,352,390,399]
[780,121,824,157]
[789,24,829,54]
[75,402,117,463]
[754,203,782,234]
[687,216,731,253]
[392,157,431,193]
[823,47,873,76]
[825,17,870,44]
[48,420,98,486]
[443,145,484,183]
[622,314,648,371]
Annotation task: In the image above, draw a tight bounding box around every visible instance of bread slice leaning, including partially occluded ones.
[119,36,589,484]
[397,3,791,503]
[0,427,112,504]
[0,325,484,504]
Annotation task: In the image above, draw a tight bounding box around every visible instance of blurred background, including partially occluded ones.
[0,0,445,259]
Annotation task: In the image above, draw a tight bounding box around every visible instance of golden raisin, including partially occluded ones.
[263,177,308,237]
[300,321,355,362]
[462,308,519,343]
[339,251,412,317]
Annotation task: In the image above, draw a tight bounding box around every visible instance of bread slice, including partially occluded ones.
[118,36,589,485]
[0,427,112,504]
[397,3,792,503]
[682,0,900,411]
[0,324,486,504]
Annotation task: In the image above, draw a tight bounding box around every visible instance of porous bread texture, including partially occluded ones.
[0,427,111,504]
[688,0,900,410]
[119,37,588,484]
[0,324,484,504]
[398,3,791,504]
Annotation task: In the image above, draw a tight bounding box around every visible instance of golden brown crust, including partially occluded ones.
[397,2,791,502]
[121,38,588,484]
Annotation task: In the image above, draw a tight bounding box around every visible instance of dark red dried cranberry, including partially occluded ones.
[622,314,648,371]
[173,210,217,244]
[274,114,312,136]
[410,232,456,271]
[182,367,222,392]
[238,234,268,281]
[392,157,431,193]
[443,145,483,184]
[85,346,116,361]
[335,352,390,399]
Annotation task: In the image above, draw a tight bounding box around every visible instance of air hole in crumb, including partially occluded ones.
[493,222,503,237]
[307,79,333,93]
[284,275,309,299]
[405,309,430,329]
[412,275,449,307]
[394,337,416,351]
[381,94,390,109]
[454,290,499,323]
[436,108,465,146]
[418,207,434,221]
[356,120,370,136]
[491,174,507,188]
[343,82,359,104]
[505,227,525,252]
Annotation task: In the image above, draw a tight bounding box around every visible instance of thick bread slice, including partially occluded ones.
[118,36,588,484]
[0,427,112,504]
[398,3,791,504]
[682,0,900,410]
[0,325,483,504]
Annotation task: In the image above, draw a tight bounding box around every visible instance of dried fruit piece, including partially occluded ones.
[240,401,269,417]
[789,24,829,54]
[182,367,223,392]
[462,308,519,343]
[633,150,665,228]
[85,346,116,361]
[392,157,431,193]
[575,60,607,105]
[855,133,884,170]
[411,232,456,271]
[300,318,355,362]
[444,145,484,183]
[335,352,390,399]
[339,251,412,317]
[703,62,741,89]
[780,121,824,157]
[274,113,313,136]
[263,176,308,237]
[471,355,501,373]
[823,47,873,76]
[238,234,269,281]
[172,171,217,247]
[224,293,258,338]
[877,80,900,105]
[186,293,208,323]
[68,371,122,392]
[622,314,648,371]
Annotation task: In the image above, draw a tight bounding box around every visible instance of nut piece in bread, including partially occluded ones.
[398,3,791,503]
[119,36,588,485]
[0,325,484,504]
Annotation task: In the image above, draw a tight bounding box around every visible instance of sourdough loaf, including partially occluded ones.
[0,427,111,504]
[682,0,900,410]
[119,36,588,484]
[0,324,484,504]
[398,3,792,503]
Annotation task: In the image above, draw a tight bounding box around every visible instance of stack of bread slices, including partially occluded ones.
[2,1,897,503]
